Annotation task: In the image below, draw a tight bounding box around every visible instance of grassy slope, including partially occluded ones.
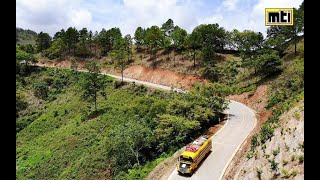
[16,69,166,179]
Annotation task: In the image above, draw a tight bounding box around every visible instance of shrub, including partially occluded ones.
[282,159,288,166]
[291,155,296,161]
[269,159,278,172]
[114,80,126,89]
[256,52,282,77]
[247,150,255,160]
[260,123,274,144]
[272,147,280,157]
[251,134,260,149]
[33,81,49,99]
[298,155,304,163]
[281,169,291,178]
[291,169,298,176]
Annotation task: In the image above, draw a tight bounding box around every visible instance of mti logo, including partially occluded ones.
[265,8,293,26]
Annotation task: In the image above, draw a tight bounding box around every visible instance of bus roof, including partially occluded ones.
[180,135,211,160]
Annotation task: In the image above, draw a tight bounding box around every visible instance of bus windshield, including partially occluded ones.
[180,156,193,163]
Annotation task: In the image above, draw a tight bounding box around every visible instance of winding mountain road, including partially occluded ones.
[35,63,257,180]
[167,100,256,180]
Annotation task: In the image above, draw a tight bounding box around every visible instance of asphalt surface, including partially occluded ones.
[35,63,257,180]
[167,100,256,180]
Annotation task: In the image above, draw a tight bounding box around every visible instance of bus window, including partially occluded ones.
[180,156,193,163]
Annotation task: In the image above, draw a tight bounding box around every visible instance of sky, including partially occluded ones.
[16,0,303,37]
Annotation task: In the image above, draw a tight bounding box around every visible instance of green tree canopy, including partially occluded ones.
[36,32,51,52]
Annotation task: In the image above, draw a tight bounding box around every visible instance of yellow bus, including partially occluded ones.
[177,135,212,175]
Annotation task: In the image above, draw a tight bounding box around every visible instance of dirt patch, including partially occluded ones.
[223,85,272,179]
[123,65,208,90]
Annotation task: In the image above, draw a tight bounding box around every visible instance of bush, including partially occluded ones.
[251,134,259,149]
[272,147,280,157]
[269,159,278,172]
[260,123,274,144]
[33,81,49,99]
[298,155,304,163]
[256,52,282,77]
[281,169,291,178]
[114,81,126,89]
[291,169,298,176]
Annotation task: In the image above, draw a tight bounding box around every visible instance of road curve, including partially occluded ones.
[167,100,256,180]
[35,63,257,180]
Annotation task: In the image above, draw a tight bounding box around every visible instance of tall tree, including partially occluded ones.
[93,31,99,56]
[161,18,174,37]
[65,27,79,55]
[192,24,226,65]
[53,29,66,41]
[134,27,145,52]
[36,32,51,52]
[81,62,106,112]
[171,26,187,67]
[144,25,164,67]
[186,30,201,67]
[109,38,127,83]
[124,34,133,62]
[98,27,122,55]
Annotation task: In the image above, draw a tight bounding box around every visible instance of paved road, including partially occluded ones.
[167,100,256,180]
[35,63,257,180]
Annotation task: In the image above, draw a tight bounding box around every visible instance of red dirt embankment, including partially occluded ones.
[123,65,208,90]
[37,60,208,90]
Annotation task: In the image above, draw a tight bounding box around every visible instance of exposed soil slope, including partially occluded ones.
[123,65,208,90]
[37,60,208,90]
[231,101,304,179]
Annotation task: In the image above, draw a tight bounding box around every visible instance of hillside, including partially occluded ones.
[233,100,304,179]
[16,27,37,45]
[16,65,229,179]
[223,38,304,179]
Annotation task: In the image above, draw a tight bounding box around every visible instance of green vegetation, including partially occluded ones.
[16,62,228,179]
[281,169,291,178]
[269,159,278,172]
[298,155,304,163]
[272,147,280,157]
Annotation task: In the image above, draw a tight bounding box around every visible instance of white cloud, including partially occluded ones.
[70,9,92,29]
[16,0,303,37]
[222,0,239,11]
[198,0,303,36]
